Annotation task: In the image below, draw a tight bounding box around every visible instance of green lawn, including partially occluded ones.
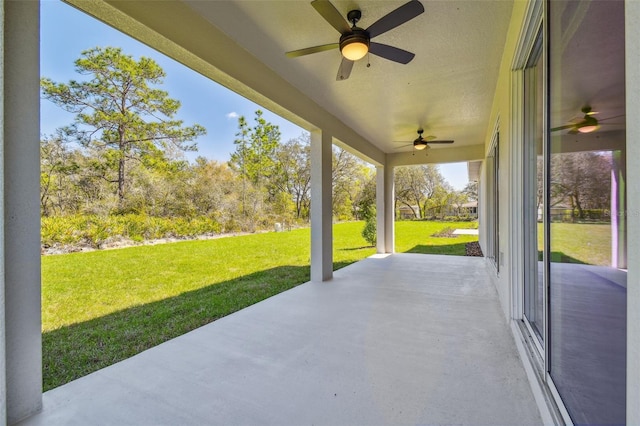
[395,220,479,255]
[42,220,477,390]
[541,222,611,266]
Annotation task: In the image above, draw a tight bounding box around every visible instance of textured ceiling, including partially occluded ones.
[183,0,514,154]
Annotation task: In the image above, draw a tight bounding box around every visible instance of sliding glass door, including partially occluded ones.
[522,2,627,423]
[536,0,627,424]
[546,1,627,424]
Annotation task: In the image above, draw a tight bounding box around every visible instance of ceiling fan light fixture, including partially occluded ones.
[577,115,600,133]
[339,31,369,61]
[578,124,600,133]
[413,141,428,150]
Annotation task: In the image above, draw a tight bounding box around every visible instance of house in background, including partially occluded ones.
[460,201,477,217]
[1,0,638,425]
[397,205,420,219]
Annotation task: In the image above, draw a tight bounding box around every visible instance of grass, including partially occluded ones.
[395,220,479,255]
[543,222,611,266]
[42,220,477,390]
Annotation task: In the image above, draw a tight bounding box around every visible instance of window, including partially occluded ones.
[486,132,500,272]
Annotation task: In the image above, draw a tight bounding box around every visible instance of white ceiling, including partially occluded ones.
[71,0,514,161]
[181,0,514,155]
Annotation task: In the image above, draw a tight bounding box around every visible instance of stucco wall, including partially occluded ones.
[480,0,529,320]
[626,2,640,424]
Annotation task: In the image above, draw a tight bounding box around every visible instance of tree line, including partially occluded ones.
[41,47,475,237]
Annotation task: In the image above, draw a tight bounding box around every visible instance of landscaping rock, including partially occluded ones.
[465,241,484,257]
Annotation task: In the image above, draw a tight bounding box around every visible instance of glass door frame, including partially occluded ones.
[522,28,545,354]
[509,1,573,423]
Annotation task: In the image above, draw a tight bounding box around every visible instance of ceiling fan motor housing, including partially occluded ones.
[413,139,428,150]
[339,29,370,58]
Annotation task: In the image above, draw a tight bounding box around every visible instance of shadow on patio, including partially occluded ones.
[23,254,541,425]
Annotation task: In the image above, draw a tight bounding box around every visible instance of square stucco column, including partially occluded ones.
[2,0,42,423]
[310,130,332,281]
[626,1,640,424]
[611,149,626,269]
[384,165,394,253]
[375,166,385,253]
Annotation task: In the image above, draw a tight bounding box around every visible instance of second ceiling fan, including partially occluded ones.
[395,129,454,151]
[286,0,424,81]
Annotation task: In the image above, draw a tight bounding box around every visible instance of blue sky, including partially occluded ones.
[40,0,469,190]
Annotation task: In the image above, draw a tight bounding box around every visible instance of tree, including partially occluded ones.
[449,190,471,217]
[354,174,377,220]
[273,134,311,219]
[41,47,206,204]
[462,181,478,202]
[40,136,80,216]
[424,181,455,218]
[394,165,447,218]
[188,157,239,218]
[229,110,280,187]
[550,151,612,219]
[229,110,281,216]
[332,147,369,220]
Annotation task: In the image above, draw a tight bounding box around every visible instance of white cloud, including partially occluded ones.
[226,112,239,119]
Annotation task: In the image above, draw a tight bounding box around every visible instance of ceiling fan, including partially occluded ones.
[286,0,424,81]
[550,106,624,134]
[395,129,454,152]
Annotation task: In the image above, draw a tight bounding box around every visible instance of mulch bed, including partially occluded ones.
[465,241,484,257]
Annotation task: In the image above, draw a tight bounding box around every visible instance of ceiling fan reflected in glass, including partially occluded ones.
[550,106,624,134]
[286,0,424,81]
[394,129,454,154]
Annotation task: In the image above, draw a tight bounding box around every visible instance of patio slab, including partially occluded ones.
[20,253,542,425]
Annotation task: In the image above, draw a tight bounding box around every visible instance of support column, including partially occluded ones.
[310,130,332,281]
[375,166,385,253]
[384,165,395,253]
[611,149,627,269]
[2,0,42,423]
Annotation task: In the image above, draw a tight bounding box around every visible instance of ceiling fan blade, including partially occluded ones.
[550,124,576,132]
[286,43,339,58]
[600,114,625,122]
[394,144,413,149]
[427,140,454,144]
[336,57,354,81]
[366,0,425,39]
[311,0,352,34]
[369,42,415,64]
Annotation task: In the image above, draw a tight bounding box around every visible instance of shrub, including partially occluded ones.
[361,216,377,246]
[41,214,222,247]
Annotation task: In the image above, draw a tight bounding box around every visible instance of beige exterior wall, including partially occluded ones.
[626,2,640,424]
[479,0,530,320]
[481,1,640,423]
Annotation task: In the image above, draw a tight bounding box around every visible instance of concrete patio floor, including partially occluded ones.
[20,254,542,425]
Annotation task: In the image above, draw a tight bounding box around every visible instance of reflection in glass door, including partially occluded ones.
[548,1,626,424]
[523,30,544,345]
